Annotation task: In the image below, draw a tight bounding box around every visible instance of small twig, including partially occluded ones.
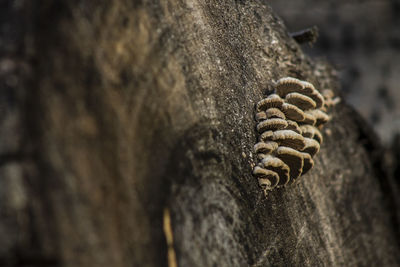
[163,208,178,267]
[290,26,319,45]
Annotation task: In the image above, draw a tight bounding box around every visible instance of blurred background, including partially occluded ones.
[269,0,400,146]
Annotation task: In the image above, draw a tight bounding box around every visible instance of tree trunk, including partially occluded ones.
[0,1,399,266]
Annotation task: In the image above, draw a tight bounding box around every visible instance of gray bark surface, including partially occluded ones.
[0,1,399,266]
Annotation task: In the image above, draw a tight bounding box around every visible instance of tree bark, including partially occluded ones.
[0,1,399,266]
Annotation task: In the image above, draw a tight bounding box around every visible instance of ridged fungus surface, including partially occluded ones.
[253,77,330,196]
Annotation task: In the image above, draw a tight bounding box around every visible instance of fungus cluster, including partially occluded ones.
[253,77,330,195]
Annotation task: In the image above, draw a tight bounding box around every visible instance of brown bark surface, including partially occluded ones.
[0,1,399,266]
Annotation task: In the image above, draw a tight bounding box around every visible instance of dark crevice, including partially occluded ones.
[0,256,59,267]
[0,152,31,167]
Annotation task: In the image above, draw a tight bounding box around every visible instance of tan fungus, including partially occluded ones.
[285,120,302,134]
[281,103,305,122]
[261,155,290,186]
[306,90,325,109]
[253,166,280,188]
[275,77,304,97]
[256,94,284,111]
[271,130,306,151]
[307,109,329,126]
[285,92,316,110]
[265,108,286,119]
[259,130,274,142]
[252,77,331,194]
[275,146,304,181]
[257,118,288,133]
[300,152,314,175]
[302,112,316,126]
[300,125,323,144]
[254,141,279,154]
[299,81,316,94]
[302,137,320,157]
[255,111,267,122]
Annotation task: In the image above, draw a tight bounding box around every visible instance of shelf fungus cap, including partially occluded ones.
[256,94,284,111]
[281,103,305,122]
[260,130,274,141]
[313,128,323,144]
[302,112,316,126]
[255,111,267,122]
[307,90,325,109]
[257,118,288,133]
[300,125,314,138]
[257,153,268,160]
[265,108,286,119]
[272,130,306,151]
[300,125,323,143]
[302,137,320,156]
[300,152,314,175]
[307,110,330,126]
[275,146,304,181]
[261,155,290,186]
[275,77,303,97]
[285,120,302,134]
[254,141,279,154]
[253,166,279,188]
[285,92,316,110]
[299,81,316,94]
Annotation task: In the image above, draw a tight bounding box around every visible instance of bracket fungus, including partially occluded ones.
[256,94,284,111]
[260,130,274,142]
[261,155,290,186]
[275,77,304,96]
[265,108,286,120]
[271,130,306,151]
[285,120,302,134]
[299,81,316,94]
[255,111,267,122]
[253,166,280,189]
[300,125,323,143]
[276,146,304,181]
[307,109,330,126]
[252,77,331,195]
[257,118,288,132]
[302,138,320,157]
[300,152,314,174]
[302,112,316,126]
[281,103,306,122]
[285,92,317,110]
[254,141,279,154]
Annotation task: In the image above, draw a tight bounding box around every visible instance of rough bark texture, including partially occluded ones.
[0,1,399,266]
